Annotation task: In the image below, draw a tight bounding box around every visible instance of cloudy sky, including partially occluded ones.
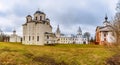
[0,0,118,37]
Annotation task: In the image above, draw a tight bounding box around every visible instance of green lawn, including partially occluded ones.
[0,42,114,65]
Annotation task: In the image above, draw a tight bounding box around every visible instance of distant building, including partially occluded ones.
[9,30,21,42]
[22,10,56,45]
[95,15,115,45]
[55,25,88,44]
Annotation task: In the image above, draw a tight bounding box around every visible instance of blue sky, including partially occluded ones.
[0,0,118,36]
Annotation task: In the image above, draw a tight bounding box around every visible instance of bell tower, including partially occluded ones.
[34,10,46,21]
[77,26,82,35]
[26,15,32,23]
[55,25,61,38]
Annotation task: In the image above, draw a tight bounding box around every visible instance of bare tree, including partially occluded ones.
[110,0,120,45]
[90,37,94,43]
[105,1,120,64]
[111,13,120,45]
[84,32,90,42]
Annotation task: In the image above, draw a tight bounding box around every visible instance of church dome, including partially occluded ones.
[34,10,45,14]
[105,16,108,20]
[103,15,110,26]
[13,30,16,33]
[26,15,32,17]
[46,18,49,20]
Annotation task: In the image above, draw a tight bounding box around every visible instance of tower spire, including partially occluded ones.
[56,25,60,34]
[55,25,61,38]
[77,26,82,35]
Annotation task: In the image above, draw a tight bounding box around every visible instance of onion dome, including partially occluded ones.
[13,29,16,34]
[46,18,50,21]
[34,10,45,14]
[26,15,32,17]
[46,18,49,20]
[105,15,108,21]
[103,14,110,26]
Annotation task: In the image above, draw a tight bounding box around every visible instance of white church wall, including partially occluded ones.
[107,32,115,43]
[10,34,21,43]
[22,10,53,45]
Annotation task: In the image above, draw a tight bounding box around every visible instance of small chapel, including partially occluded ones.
[9,30,22,42]
[95,15,115,45]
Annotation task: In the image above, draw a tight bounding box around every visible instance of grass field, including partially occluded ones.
[0,42,115,65]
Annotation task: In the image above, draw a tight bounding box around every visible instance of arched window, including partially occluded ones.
[37,36,39,41]
[104,38,106,41]
[40,16,42,21]
[29,36,31,41]
[36,17,37,20]
[47,35,49,39]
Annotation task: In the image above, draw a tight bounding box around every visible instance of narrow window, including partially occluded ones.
[104,38,106,41]
[29,36,31,41]
[47,35,49,39]
[37,36,39,41]
[36,17,37,20]
[40,16,42,21]
[104,34,106,37]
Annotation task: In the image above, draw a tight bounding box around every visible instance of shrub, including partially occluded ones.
[32,55,67,65]
[106,54,120,65]
[23,53,34,58]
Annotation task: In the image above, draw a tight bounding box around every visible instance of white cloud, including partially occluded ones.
[0,0,118,37]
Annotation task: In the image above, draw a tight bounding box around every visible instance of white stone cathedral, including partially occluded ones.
[22,10,56,45]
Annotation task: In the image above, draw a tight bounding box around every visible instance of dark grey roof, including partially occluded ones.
[46,18,50,20]
[26,15,32,17]
[44,32,53,34]
[103,21,110,24]
[96,25,112,32]
[34,10,45,14]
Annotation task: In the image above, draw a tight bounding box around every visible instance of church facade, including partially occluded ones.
[95,15,115,45]
[22,10,56,45]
